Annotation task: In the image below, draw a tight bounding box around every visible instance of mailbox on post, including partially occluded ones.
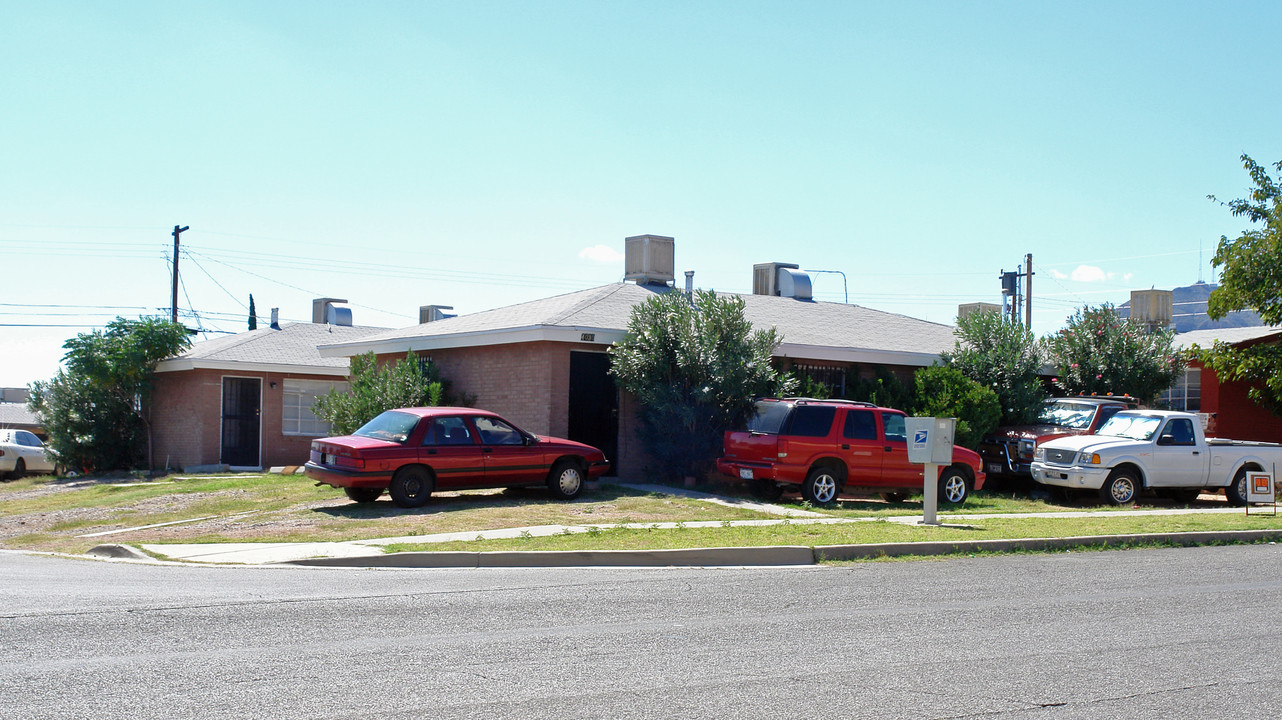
[906,417,956,525]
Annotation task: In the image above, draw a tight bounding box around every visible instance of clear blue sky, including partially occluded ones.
[3,1,1280,386]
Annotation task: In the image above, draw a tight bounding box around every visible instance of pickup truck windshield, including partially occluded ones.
[353,411,420,443]
[746,402,793,434]
[1097,414,1161,441]
[1036,401,1096,429]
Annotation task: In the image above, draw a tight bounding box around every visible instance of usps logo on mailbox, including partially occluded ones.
[913,430,929,446]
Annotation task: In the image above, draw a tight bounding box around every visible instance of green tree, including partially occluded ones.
[1196,155,1282,414]
[29,317,191,472]
[941,309,1046,425]
[1043,304,1184,404]
[609,289,795,480]
[911,365,1002,449]
[313,351,445,436]
[248,294,257,331]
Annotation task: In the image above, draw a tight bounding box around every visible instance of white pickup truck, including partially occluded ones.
[1030,410,1282,505]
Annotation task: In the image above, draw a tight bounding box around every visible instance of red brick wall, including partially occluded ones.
[151,369,348,471]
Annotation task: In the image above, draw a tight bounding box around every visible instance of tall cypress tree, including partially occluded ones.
[248,294,258,330]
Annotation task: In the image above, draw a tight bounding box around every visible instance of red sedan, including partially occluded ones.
[304,407,610,508]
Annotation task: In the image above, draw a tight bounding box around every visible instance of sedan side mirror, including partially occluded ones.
[524,434,538,446]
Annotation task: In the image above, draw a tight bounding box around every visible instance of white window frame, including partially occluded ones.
[282,379,348,437]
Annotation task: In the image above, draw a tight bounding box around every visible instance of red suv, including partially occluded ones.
[716,398,985,505]
[305,407,610,507]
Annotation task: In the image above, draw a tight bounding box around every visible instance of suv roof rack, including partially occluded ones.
[780,397,879,408]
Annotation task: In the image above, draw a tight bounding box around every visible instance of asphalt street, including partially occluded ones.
[3,544,1281,719]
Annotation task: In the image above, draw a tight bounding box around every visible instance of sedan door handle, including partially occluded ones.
[482,447,493,453]
[841,444,850,450]
[884,446,893,453]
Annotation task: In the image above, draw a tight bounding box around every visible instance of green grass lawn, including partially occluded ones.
[3,473,1278,559]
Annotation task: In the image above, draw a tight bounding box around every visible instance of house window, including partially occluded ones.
[1160,368,1201,412]
[282,379,348,436]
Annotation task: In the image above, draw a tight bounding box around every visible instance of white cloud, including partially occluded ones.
[1050,269,1068,280]
[578,244,624,263]
[1070,265,1108,283]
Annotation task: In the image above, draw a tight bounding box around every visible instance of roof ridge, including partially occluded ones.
[181,326,275,357]
[545,283,634,325]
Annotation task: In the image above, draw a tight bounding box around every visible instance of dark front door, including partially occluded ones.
[221,377,261,467]
[568,351,618,475]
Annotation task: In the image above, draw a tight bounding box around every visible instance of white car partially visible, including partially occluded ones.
[0,429,56,480]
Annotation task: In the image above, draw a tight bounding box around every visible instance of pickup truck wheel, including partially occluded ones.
[343,487,383,503]
[802,467,839,506]
[1226,469,1249,506]
[880,492,908,503]
[547,460,584,500]
[939,468,969,504]
[389,467,434,508]
[753,479,785,502]
[1100,470,1139,505]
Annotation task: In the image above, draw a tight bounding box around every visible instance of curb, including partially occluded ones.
[814,529,1282,561]
[285,545,817,568]
[279,530,1282,568]
[85,543,154,561]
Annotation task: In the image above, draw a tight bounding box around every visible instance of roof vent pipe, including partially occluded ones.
[684,270,694,297]
[270,308,280,330]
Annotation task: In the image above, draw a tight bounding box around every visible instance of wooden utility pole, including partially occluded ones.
[1024,253,1033,327]
[171,224,189,323]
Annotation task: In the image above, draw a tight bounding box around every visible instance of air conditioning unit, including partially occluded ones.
[624,234,675,286]
[753,262,811,299]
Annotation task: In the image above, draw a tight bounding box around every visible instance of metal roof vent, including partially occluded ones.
[325,304,353,326]
[420,305,455,323]
[957,302,1002,320]
[753,262,811,299]
[624,234,675,286]
[312,297,348,324]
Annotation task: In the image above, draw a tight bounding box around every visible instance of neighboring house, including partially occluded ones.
[0,402,43,439]
[150,319,385,471]
[318,238,960,480]
[1171,326,1282,443]
[1118,281,1264,332]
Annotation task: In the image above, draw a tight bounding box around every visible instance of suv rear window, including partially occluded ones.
[786,406,837,438]
[746,402,793,434]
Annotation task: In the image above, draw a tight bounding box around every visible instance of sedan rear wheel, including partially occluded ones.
[388,467,434,508]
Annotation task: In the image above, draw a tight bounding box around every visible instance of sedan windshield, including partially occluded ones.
[1036,401,1096,429]
[1096,414,1161,441]
[353,411,420,444]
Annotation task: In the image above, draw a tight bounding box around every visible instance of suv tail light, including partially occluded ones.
[777,437,788,459]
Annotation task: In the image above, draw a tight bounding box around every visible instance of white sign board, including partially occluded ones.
[905,417,956,465]
[1247,471,1276,504]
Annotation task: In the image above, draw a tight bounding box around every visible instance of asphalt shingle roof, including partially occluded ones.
[0,402,39,428]
[321,283,959,360]
[1174,325,1282,351]
[159,322,386,371]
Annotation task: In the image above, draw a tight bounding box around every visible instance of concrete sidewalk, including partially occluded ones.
[120,504,1261,567]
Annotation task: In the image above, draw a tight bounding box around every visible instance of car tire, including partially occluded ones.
[343,487,383,503]
[938,468,969,504]
[880,492,908,503]
[802,467,839,506]
[547,460,584,500]
[1100,469,1140,505]
[13,458,26,480]
[753,479,785,502]
[1226,469,1249,506]
[388,467,434,508]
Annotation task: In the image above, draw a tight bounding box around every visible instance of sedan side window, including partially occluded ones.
[474,416,524,445]
[427,417,474,446]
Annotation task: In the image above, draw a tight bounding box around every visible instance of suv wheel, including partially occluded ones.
[802,467,839,506]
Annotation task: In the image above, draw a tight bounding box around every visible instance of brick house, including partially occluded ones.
[150,320,383,471]
[317,239,960,480]
[1171,326,1282,442]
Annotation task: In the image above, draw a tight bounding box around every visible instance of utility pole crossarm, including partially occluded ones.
[171,225,189,324]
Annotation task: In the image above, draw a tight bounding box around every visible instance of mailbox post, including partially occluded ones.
[906,417,956,526]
